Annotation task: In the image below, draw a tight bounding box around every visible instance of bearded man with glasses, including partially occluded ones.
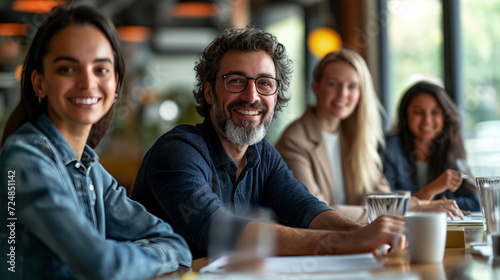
[131,27,404,259]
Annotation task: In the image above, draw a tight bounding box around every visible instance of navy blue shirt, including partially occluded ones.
[132,117,332,258]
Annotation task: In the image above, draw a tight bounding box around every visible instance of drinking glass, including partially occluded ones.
[208,207,275,272]
[477,176,500,233]
[366,191,411,223]
[478,177,500,258]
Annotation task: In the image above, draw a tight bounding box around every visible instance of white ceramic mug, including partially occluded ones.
[393,212,447,263]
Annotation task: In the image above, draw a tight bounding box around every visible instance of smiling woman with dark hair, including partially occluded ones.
[383,81,480,212]
[0,5,191,279]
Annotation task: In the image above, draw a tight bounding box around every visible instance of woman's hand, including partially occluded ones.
[417,198,464,219]
[415,169,463,200]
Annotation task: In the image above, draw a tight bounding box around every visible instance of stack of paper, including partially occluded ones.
[447,212,483,226]
[198,253,419,279]
[200,253,382,274]
[470,243,492,257]
[193,273,418,280]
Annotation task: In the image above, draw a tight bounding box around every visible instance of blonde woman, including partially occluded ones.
[275,49,463,223]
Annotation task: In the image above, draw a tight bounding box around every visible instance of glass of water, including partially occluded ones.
[208,207,276,273]
[476,176,500,233]
[366,191,411,223]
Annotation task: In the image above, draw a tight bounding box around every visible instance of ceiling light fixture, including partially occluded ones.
[0,23,27,36]
[12,0,65,14]
[116,26,151,43]
[307,27,342,59]
[171,0,217,18]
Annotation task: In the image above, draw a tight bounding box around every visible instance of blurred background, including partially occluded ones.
[0,0,499,193]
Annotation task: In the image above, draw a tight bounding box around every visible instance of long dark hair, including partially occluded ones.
[394,81,467,183]
[1,4,125,148]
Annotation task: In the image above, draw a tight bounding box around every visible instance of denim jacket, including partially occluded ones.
[383,134,480,211]
[0,114,192,280]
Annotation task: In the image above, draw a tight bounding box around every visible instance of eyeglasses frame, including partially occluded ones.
[216,74,280,96]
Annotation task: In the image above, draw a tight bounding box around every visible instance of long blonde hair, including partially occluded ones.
[313,48,385,195]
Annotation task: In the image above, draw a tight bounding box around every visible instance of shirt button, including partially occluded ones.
[89,185,94,191]
[75,162,81,168]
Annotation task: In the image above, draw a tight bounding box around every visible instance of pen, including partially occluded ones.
[461,173,477,187]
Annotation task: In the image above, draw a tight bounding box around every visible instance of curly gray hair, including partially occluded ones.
[193,26,293,117]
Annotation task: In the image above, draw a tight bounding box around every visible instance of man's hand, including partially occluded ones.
[309,215,405,255]
[339,215,405,254]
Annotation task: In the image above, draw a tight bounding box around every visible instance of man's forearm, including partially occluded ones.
[308,210,362,231]
[238,210,364,257]
[240,221,352,256]
[237,213,403,257]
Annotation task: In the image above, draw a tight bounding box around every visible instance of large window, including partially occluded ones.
[385,0,500,176]
[261,3,306,145]
[386,0,443,129]
[461,0,500,176]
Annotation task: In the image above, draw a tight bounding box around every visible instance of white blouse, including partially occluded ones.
[322,130,345,204]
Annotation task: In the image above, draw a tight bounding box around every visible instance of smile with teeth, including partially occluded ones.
[420,126,434,132]
[235,109,260,116]
[333,102,347,107]
[71,97,99,105]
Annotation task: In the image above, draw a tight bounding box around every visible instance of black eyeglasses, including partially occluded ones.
[217,74,280,96]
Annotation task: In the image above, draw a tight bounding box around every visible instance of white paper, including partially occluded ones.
[193,272,419,280]
[447,212,484,225]
[470,243,492,257]
[200,253,382,274]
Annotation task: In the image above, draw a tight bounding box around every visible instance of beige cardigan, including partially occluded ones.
[275,107,391,223]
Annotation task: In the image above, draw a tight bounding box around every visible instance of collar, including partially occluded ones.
[302,106,324,144]
[201,116,260,170]
[35,114,98,167]
[303,106,345,145]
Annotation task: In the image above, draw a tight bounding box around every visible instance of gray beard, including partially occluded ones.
[212,98,272,146]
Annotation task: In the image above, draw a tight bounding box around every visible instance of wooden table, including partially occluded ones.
[375,226,490,279]
[155,226,497,279]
